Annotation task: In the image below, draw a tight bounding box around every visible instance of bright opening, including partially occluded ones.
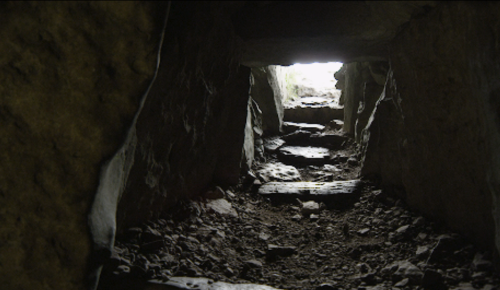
[281,62,343,106]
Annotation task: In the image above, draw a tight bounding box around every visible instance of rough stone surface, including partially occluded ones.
[278,146,331,165]
[301,200,321,216]
[339,61,386,139]
[263,137,285,153]
[116,2,251,232]
[147,277,281,290]
[355,62,387,143]
[360,70,405,193]
[258,180,362,203]
[251,66,286,135]
[207,199,238,218]
[242,98,255,172]
[341,63,363,135]
[256,162,302,183]
[361,2,500,252]
[0,2,162,289]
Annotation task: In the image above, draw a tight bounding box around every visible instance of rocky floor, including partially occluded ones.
[98,123,500,290]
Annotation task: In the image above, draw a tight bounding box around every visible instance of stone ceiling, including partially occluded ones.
[232,1,436,66]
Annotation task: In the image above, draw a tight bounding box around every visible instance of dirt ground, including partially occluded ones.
[98,136,500,290]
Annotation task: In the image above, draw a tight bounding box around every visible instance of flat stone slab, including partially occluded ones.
[278,146,331,165]
[147,277,281,290]
[256,162,301,182]
[258,180,362,204]
[283,122,325,133]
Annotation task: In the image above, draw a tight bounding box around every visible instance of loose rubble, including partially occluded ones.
[98,116,500,290]
[99,182,500,290]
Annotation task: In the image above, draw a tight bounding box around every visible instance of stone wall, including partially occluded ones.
[0,2,162,289]
[115,1,249,233]
[250,66,285,135]
[337,62,387,140]
[361,2,500,252]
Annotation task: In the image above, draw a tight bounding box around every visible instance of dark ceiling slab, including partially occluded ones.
[233,1,436,66]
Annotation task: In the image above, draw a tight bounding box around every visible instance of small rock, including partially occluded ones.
[394,278,409,287]
[206,199,238,217]
[396,225,410,234]
[472,252,493,272]
[245,259,263,268]
[412,217,425,226]
[224,267,236,277]
[347,157,358,166]
[416,245,430,259]
[388,261,424,284]
[310,214,320,221]
[417,232,428,240]
[259,232,271,241]
[356,263,372,274]
[142,227,162,243]
[358,228,370,236]
[226,190,236,199]
[292,214,302,221]
[302,200,321,216]
[116,265,130,274]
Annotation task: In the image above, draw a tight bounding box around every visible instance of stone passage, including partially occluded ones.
[97,95,500,290]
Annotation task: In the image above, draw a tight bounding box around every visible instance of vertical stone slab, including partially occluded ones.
[115,2,250,232]
[362,2,500,252]
[342,63,363,135]
[251,66,285,135]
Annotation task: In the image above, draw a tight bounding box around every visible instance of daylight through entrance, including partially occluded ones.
[280,62,343,106]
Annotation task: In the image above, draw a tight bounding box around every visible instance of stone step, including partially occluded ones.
[282,122,325,134]
[277,145,331,165]
[258,180,363,205]
[284,106,343,124]
[147,277,281,290]
[280,131,348,150]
